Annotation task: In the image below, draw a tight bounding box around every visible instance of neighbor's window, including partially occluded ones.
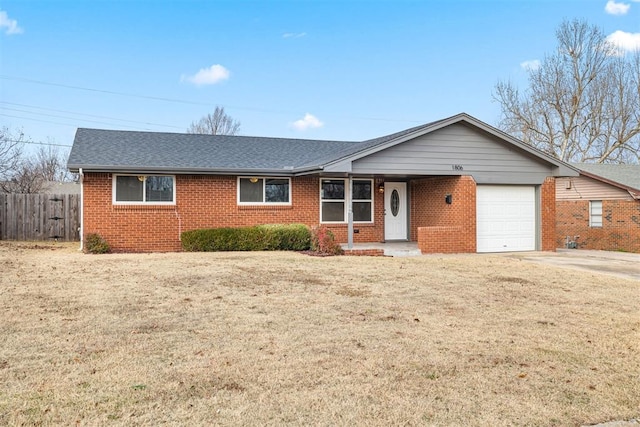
[238,177,290,204]
[590,200,603,227]
[114,175,175,204]
[320,178,373,223]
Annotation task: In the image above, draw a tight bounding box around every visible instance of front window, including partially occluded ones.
[352,180,372,222]
[321,179,345,222]
[114,175,175,204]
[590,200,602,227]
[238,177,290,204]
[320,178,373,223]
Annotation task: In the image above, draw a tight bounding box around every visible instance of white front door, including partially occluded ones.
[384,182,408,240]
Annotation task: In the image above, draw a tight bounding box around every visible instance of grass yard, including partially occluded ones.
[0,242,638,426]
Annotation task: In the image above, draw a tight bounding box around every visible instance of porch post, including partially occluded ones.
[347,176,353,249]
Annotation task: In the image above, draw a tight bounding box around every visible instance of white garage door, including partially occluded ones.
[476,186,536,253]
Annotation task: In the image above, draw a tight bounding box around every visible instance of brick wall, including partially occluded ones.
[411,176,477,253]
[541,177,556,252]
[83,173,560,253]
[556,199,640,252]
[82,173,385,252]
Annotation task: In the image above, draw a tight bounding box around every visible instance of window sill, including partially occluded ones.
[320,222,375,226]
[113,204,176,211]
[238,205,293,210]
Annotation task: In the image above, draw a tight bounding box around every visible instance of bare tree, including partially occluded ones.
[1,156,46,193]
[0,126,24,180]
[494,19,640,164]
[1,145,74,193]
[35,145,74,182]
[187,106,241,135]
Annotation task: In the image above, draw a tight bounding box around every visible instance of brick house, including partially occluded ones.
[67,113,576,253]
[556,164,640,253]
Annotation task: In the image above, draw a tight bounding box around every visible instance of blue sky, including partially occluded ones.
[1,0,639,155]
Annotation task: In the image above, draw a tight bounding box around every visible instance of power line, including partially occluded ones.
[0,75,214,107]
[0,101,184,129]
[0,75,425,124]
[0,113,81,128]
[2,138,72,148]
[0,106,159,130]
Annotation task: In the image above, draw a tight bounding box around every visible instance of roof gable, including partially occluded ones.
[346,122,559,183]
[324,113,577,179]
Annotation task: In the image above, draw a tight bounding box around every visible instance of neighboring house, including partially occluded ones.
[0,181,80,195]
[556,164,640,253]
[41,181,81,195]
[67,113,577,253]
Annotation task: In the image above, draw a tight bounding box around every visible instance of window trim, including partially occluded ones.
[237,176,292,206]
[112,174,176,205]
[589,200,603,228]
[319,178,374,224]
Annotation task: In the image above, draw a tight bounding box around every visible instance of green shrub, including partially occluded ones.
[310,225,343,256]
[259,224,311,251]
[84,233,110,254]
[181,224,311,252]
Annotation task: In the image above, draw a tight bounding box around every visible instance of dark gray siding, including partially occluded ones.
[348,123,554,184]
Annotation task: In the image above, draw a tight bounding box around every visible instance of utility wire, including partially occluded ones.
[0,106,158,130]
[0,75,214,107]
[2,137,72,148]
[0,75,424,124]
[0,101,184,129]
[0,113,81,128]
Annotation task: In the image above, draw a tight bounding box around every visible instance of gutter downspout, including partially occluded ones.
[78,168,84,252]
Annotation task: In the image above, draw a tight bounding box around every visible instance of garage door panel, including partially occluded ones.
[477,186,536,253]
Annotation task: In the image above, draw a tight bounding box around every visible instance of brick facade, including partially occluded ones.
[411,176,477,253]
[83,173,385,252]
[83,173,558,253]
[556,199,640,252]
[541,177,557,252]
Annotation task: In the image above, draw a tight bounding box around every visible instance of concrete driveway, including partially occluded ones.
[512,249,640,281]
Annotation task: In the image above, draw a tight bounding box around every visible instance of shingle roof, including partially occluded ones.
[67,113,574,176]
[573,163,640,192]
[67,129,366,173]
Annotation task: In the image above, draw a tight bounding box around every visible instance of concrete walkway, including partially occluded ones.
[341,242,422,257]
[512,249,640,281]
[343,243,640,281]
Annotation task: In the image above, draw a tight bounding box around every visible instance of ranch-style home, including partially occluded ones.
[556,163,640,253]
[67,113,577,253]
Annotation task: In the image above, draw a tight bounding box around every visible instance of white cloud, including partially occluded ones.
[605,0,631,14]
[606,30,640,54]
[283,32,307,39]
[181,64,230,86]
[290,113,323,131]
[0,10,23,35]
[520,59,541,71]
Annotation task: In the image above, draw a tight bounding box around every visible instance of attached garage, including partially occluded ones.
[476,186,536,253]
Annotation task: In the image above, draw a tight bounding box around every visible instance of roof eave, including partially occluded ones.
[68,164,323,176]
[578,169,640,199]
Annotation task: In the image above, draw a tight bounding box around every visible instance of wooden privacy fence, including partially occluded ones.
[0,193,80,241]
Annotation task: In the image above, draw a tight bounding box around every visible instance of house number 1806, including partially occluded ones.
[452,164,464,171]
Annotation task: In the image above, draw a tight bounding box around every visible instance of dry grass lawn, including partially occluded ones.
[0,242,638,426]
